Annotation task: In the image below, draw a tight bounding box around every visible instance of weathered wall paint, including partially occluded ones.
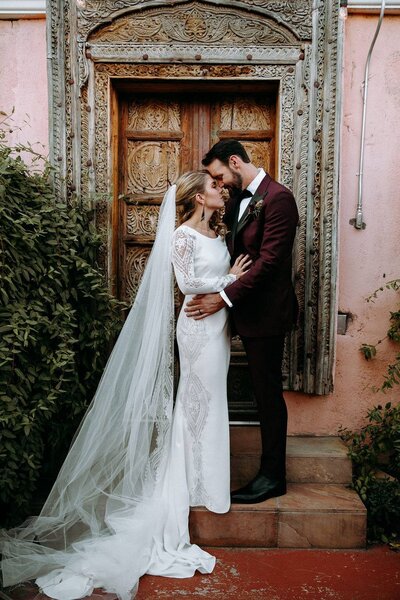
[287,14,400,434]
[0,14,399,435]
[0,18,48,157]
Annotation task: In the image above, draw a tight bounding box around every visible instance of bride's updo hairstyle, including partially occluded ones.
[175,170,227,237]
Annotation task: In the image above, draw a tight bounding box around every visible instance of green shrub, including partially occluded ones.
[340,402,400,543]
[364,478,400,543]
[0,137,123,526]
[341,279,400,544]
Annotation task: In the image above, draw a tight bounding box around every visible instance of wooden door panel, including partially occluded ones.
[125,141,180,195]
[118,95,188,302]
[126,98,181,131]
[124,246,152,301]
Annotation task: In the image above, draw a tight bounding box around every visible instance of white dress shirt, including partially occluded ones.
[220,169,266,308]
[237,168,266,220]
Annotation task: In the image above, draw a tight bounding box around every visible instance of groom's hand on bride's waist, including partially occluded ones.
[185,293,226,320]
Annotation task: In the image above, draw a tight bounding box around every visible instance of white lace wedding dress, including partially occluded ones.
[1,221,234,600]
[170,225,235,514]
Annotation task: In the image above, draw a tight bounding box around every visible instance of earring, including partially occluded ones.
[200,205,205,221]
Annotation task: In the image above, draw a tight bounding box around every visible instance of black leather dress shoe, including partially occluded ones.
[230,474,286,504]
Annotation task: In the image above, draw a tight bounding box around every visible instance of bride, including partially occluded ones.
[1,171,250,600]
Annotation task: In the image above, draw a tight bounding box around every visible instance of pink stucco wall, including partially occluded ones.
[0,13,399,435]
[0,18,48,156]
[287,13,400,434]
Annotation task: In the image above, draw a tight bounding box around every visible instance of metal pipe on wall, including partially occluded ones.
[350,0,386,230]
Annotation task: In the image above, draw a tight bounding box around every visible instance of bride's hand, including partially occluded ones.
[229,254,252,278]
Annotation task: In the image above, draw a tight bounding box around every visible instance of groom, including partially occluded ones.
[185,139,299,503]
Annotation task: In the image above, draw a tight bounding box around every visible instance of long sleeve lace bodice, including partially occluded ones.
[171,226,235,296]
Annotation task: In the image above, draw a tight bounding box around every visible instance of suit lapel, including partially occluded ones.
[225,197,239,254]
[235,174,272,237]
[229,198,241,242]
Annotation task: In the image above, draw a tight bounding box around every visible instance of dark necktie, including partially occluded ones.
[236,189,253,223]
[238,189,253,202]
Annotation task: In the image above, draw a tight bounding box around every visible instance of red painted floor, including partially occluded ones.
[4,546,400,600]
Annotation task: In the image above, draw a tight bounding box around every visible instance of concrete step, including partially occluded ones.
[189,483,366,549]
[230,428,352,488]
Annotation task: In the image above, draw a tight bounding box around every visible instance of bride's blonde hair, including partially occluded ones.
[175,170,227,237]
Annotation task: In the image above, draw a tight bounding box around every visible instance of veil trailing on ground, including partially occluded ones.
[1,185,178,599]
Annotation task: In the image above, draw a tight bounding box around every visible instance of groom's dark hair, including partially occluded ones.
[202,139,251,167]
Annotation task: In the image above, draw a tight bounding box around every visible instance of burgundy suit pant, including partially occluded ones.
[241,334,287,480]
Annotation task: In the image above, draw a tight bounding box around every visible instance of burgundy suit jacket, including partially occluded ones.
[224,173,299,337]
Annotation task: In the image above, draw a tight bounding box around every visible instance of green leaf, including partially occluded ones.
[360,344,377,360]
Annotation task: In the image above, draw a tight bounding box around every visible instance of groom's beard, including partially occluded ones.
[225,170,243,197]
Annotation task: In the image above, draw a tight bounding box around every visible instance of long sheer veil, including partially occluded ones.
[1,185,178,599]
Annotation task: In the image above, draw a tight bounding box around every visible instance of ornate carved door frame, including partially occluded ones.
[47,0,344,395]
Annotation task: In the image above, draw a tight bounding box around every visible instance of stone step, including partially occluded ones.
[189,483,366,549]
[230,428,352,488]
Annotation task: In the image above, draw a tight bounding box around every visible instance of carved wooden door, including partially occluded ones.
[115,88,276,419]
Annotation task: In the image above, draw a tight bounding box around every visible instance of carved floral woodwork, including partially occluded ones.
[220,98,274,132]
[126,141,180,195]
[127,99,181,132]
[88,3,299,46]
[78,0,312,41]
[126,205,160,237]
[82,2,303,85]
[125,246,151,301]
[47,0,342,395]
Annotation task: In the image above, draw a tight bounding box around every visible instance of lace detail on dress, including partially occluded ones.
[185,374,211,506]
[172,228,235,295]
[178,318,211,507]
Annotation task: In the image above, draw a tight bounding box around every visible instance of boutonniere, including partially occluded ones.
[248,199,264,219]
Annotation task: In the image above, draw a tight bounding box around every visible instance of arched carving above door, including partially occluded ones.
[47,0,344,396]
[78,0,312,41]
[73,1,306,91]
[88,2,299,45]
